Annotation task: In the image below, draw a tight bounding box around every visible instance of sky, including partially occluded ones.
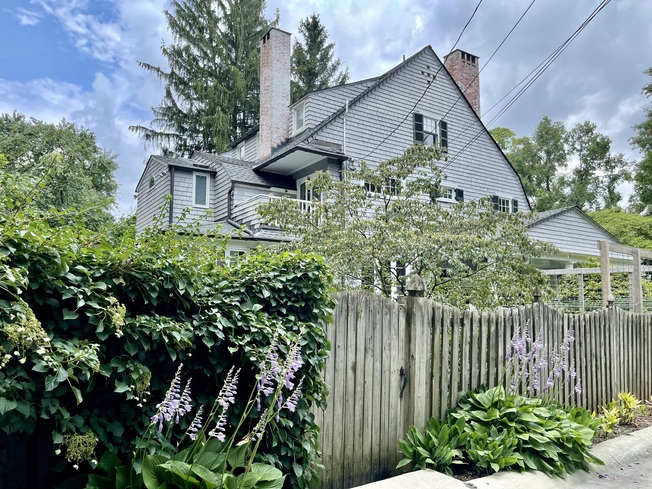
[1,0,650,216]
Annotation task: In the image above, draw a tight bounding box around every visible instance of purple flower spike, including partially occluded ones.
[188,406,204,440]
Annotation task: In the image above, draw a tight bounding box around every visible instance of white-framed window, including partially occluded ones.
[432,186,464,203]
[364,177,400,196]
[413,113,448,150]
[238,144,246,160]
[292,102,305,134]
[226,249,247,265]
[491,195,519,213]
[193,172,209,208]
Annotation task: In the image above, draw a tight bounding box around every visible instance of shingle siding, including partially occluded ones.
[528,210,617,257]
[307,49,528,210]
[135,158,170,233]
[172,169,215,227]
[300,80,378,130]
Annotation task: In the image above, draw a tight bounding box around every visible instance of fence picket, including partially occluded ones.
[316,292,652,489]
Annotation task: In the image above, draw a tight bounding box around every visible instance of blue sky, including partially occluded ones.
[1,0,651,215]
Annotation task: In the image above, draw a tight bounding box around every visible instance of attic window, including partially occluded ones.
[292,102,305,134]
[239,144,246,159]
[413,113,448,151]
[148,176,155,189]
[193,172,209,208]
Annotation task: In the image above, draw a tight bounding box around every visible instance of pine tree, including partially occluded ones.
[131,0,274,155]
[291,14,349,103]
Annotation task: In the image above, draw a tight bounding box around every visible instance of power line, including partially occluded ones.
[357,0,484,162]
[436,0,537,125]
[442,0,612,171]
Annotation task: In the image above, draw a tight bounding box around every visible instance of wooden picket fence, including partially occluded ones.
[312,291,652,489]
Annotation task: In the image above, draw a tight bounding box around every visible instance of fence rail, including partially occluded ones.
[314,291,652,489]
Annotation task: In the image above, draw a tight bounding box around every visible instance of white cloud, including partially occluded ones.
[15,8,41,26]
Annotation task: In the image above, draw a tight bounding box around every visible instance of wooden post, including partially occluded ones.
[578,274,585,313]
[632,248,643,314]
[599,240,611,308]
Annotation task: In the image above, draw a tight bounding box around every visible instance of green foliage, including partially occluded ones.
[631,68,652,213]
[291,14,349,103]
[259,144,551,309]
[0,112,118,229]
[615,392,644,424]
[397,417,467,475]
[597,404,621,435]
[0,201,333,488]
[556,258,652,309]
[589,208,652,250]
[131,0,275,154]
[399,386,603,478]
[493,116,631,211]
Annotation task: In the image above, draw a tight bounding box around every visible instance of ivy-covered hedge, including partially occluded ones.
[0,214,334,489]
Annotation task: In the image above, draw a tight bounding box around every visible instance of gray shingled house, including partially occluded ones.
[134,27,619,269]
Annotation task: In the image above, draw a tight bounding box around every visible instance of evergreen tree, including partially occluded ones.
[291,14,349,103]
[131,0,274,155]
[631,67,652,213]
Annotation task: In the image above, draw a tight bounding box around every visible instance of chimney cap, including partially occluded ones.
[260,26,292,42]
[443,48,480,60]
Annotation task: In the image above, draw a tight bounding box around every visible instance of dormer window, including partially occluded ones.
[239,143,246,160]
[413,113,448,151]
[193,172,209,208]
[292,102,305,134]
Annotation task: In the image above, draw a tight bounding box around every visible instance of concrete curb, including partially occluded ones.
[353,425,652,489]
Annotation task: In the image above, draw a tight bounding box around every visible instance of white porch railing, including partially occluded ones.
[231,194,314,229]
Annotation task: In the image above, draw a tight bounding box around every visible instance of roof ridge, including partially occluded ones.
[273,46,431,159]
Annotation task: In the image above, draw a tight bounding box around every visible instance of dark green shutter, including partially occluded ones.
[455,188,464,202]
[512,199,518,213]
[491,195,500,211]
[439,120,448,150]
[414,113,424,144]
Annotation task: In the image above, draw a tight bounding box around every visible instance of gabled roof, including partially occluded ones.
[526,206,622,244]
[135,154,215,191]
[256,47,431,169]
[192,151,295,189]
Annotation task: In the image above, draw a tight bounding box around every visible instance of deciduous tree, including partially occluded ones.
[259,145,550,308]
[631,67,652,213]
[0,112,118,229]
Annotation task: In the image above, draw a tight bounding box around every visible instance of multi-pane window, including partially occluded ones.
[491,195,519,213]
[364,178,400,196]
[193,172,209,207]
[413,113,448,150]
[226,249,246,265]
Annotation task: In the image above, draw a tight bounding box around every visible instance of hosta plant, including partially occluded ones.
[397,416,468,475]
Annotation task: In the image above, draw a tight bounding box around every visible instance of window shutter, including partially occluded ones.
[454,188,464,202]
[439,120,448,150]
[491,195,500,211]
[413,113,424,144]
[512,199,519,213]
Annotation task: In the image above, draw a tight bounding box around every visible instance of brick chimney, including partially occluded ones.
[258,27,291,161]
[444,49,480,117]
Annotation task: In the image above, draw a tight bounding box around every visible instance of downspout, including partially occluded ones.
[168,166,175,226]
[227,181,236,219]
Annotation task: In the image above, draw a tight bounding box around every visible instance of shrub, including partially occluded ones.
[0,210,334,489]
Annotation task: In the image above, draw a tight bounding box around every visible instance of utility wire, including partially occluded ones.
[437,0,537,125]
[357,0,484,162]
[442,0,612,170]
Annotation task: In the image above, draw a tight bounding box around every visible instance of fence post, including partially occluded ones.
[599,240,611,308]
[404,275,425,430]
